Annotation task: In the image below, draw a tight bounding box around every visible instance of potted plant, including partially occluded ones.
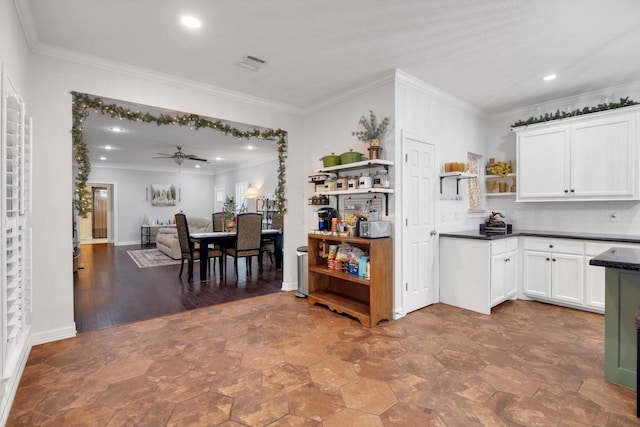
[352,110,390,159]
[223,196,237,230]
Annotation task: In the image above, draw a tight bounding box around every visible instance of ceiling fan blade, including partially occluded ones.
[156,152,174,157]
[187,156,209,162]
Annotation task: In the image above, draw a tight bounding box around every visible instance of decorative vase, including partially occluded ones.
[369,138,380,147]
[225,220,235,231]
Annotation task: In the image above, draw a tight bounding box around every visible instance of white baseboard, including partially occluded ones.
[30,324,77,346]
[0,328,32,427]
[280,280,297,292]
[115,240,139,246]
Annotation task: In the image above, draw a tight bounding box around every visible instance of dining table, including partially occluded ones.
[190,229,283,281]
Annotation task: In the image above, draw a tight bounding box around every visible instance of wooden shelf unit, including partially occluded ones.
[307,234,392,327]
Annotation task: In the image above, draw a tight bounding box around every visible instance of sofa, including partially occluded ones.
[156,216,213,259]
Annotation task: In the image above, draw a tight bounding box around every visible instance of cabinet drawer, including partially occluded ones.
[522,238,584,254]
[491,238,518,255]
[585,241,640,256]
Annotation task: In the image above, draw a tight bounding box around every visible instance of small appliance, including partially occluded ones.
[317,207,338,231]
[359,220,392,238]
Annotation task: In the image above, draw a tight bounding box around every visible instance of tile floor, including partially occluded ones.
[7,293,640,426]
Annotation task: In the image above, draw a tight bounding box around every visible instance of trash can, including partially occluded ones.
[296,246,308,298]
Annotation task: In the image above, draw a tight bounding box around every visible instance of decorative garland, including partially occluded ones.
[71,91,287,217]
[512,97,639,128]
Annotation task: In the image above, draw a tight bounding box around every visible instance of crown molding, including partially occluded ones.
[302,70,397,115]
[395,69,489,119]
[490,79,640,121]
[13,0,39,50]
[31,42,302,115]
[92,162,215,176]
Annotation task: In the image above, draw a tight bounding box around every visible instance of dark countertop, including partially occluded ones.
[439,229,640,244]
[589,247,640,271]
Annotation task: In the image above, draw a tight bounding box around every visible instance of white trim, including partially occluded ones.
[115,240,139,246]
[395,69,489,119]
[26,40,301,115]
[491,79,640,120]
[0,329,31,427]
[30,324,77,346]
[280,280,297,292]
[302,70,397,115]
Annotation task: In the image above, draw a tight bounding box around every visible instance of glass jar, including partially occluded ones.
[336,177,348,191]
[373,170,390,188]
[358,172,372,189]
[324,177,336,191]
[347,176,358,190]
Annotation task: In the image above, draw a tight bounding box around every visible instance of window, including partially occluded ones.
[235,182,248,213]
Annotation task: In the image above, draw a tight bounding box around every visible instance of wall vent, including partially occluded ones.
[237,55,267,71]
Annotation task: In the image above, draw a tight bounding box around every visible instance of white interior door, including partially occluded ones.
[402,133,436,313]
[214,185,225,213]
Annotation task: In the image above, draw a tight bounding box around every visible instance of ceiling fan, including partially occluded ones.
[153,146,208,165]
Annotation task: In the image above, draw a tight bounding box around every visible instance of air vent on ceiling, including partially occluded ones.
[237,55,267,71]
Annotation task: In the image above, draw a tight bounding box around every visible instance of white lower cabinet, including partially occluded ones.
[490,241,518,306]
[441,235,638,315]
[440,237,517,315]
[522,238,587,310]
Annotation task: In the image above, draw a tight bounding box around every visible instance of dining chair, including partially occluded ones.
[223,213,263,279]
[175,213,223,280]
[261,212,283,267]
[212,211,225,232]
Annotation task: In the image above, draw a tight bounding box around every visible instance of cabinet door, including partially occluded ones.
[571,113,637,199]
[517,126,570,200]
[522,251,551,297]
[584,256,605,310]
[504,250,518,299]
[551,253,584,304]
[490,254,506,307]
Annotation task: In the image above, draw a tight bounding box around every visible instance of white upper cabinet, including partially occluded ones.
[515,106,640,201]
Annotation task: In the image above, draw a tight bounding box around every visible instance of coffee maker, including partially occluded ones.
[317,207,338,231]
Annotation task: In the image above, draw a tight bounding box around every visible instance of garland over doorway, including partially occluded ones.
[71,92,287,217]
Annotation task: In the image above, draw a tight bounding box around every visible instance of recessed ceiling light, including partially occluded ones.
[109,127,123,133]
[246,145,254,150]
[543,74,557,81]
[104,145,113,150]
[181,15,202,29]
[215,157,222,161]
[100,156,106,161]
[195,164,201,168]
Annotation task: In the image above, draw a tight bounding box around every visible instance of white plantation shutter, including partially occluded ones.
[1,71,31,387]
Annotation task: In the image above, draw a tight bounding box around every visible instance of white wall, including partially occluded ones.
[303,74,396,229]
[213,158,279,214]
[28,53,304,340]
[88,166,216,244]
[395,70,488,314]
[486,81,640,236]
[0,1,30,100]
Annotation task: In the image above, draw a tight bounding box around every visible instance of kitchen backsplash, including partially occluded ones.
[487,198,640,236]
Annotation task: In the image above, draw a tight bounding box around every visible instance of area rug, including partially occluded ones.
[127,249,183,268]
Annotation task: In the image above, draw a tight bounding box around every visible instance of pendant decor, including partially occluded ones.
[71,91,288,217]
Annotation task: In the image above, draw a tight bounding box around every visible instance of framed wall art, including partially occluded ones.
[150,184,178,206]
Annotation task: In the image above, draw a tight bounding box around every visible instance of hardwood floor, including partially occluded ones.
[73,243,283,332]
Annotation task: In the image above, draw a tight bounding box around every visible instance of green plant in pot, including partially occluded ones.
[223,196,237,230]
[352,110,390,146]
[352,110,389,160]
